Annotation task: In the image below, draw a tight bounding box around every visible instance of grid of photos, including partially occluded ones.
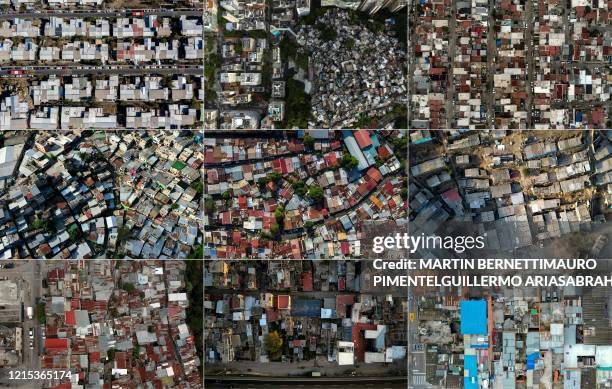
[0,128,205,387]
[204,0,610,130]
[204,129,612,388]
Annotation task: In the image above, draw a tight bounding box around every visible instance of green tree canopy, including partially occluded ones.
[274,206,285,226]
[122,282,135,293]
[308,185,325,203]
[264,331,283,360]
[204,199,216,213]
[303,134,315,149]
[341,153,359,170]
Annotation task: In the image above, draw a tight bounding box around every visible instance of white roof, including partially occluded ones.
[338,352,354,365]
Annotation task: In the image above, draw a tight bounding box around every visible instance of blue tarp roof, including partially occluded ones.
[460,300,488,335]
[526,352,539,370]
[291,299,321,317]
[464,355,478,389]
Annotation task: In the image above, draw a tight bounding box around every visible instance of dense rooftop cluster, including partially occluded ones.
[409,286,610,388]
[204,130,407,259]
[0,130,204,259]
[41,260,202,388]
[409,130,611,257]
[205,260,407,371]
[409,0,610,129]
[0,13,204,130]
[297,10,407,128]
[204,0,407,129]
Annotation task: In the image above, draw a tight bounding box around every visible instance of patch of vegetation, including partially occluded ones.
[341,153,359,170]
[282,79,311,128]
[36,302,46,324]
[117,227,131,242]
[190,179,204,194]
[303,135,315,149]
[308,185,325,203]
[315,22,337,41]
[264,331,284,360]
[189,245,203,259]
[185,261,203,372]
[204,53,219,81]
[291,179,307,197]
[274,205,285,229]
[204,199,216,213]
[121,282,135,294]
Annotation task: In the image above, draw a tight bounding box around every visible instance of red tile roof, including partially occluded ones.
[366,167,383,183]
[65,311,76,326]
[301,272,313,292]
[45,338,69,350]
[354,130,372,149]
[89,351,100,364]
[276,295,290,309]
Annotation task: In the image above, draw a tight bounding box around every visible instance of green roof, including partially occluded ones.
[172,160,186,170]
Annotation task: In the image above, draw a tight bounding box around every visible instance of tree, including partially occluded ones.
[282,79,311,128]
[204,199,216,213]
[341,153,359,170]
[204,53,220,80]
[36,302,46,324]
[132,344,141,359]
[205,87,217,102]
[117,227,131,242]
[259,231,273,241]
[189,245,204,259]
[303,134,315,149]
[292,179,307,197]
[392,137,408,157]
[303,221,315,231]
[315,23,337,41]
[270,223,280,236]
[107,348,116,361]
[190,179,204,194]
[264,331,283,360]
[274,206,285,228]
[32,218,50,232]
[258,177,269,187]
[345,37,355,49]
[122,282,135,293]
[234,40,243,54]
[308,185,325,203]
[222,191,231,201]
[268,172,282,184]
[296,52,309,72]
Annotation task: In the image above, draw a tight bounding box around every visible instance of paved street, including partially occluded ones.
[0,261,42,372]
[0,65,203,77]
[205,376,408,388]
[0,9,202,19]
